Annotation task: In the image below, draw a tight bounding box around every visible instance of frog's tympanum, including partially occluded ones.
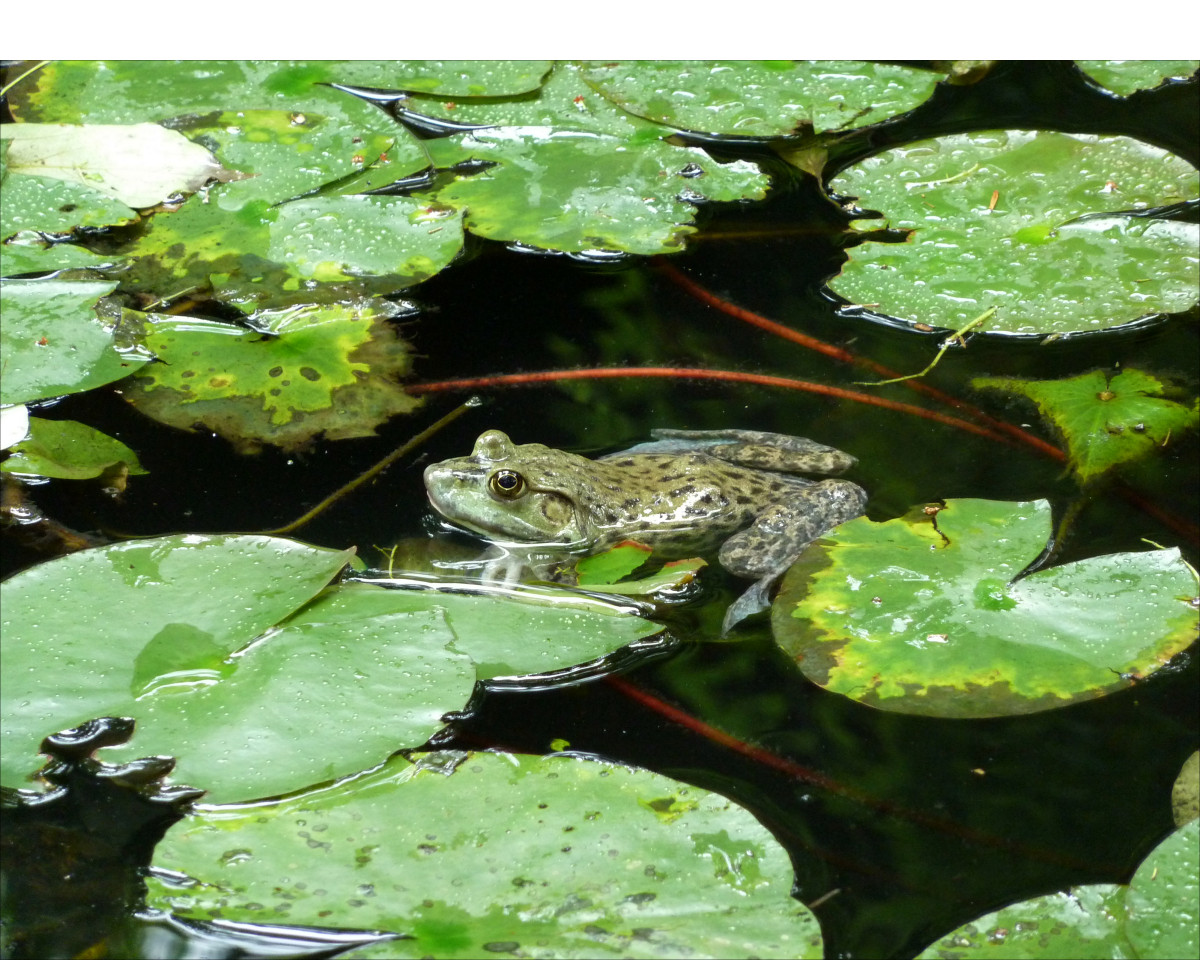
[424,428,866,629]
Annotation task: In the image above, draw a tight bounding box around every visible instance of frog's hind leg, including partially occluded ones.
[717,480,867,580]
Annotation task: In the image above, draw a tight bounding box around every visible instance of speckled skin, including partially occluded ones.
[423,428,867,580]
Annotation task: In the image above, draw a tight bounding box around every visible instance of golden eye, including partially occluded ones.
[489,469,525,499]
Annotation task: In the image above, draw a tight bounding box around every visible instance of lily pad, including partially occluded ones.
[427,129,769,255]
[395,61,662,138]
[580,60,944,137]
[0,534,356,798]
[1076,59,1199,97]
[828,130,1200,335]
[148,751,822,959]
[0,278,151,404]
[974,369,1199,483]
[332,59,554,96]
[119,191,463,311]
[1,122,230,208]
[771,499,1199,718]
[123,301,424,453]
[916,820,1200,958]
[0,416,147,479]
[0,239,116,278]
[1,535,666,802]
[1,147,138,238]
[172,109,426,212]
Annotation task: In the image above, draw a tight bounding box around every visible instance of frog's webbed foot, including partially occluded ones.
[646,428,856,476]
[721,574,780,634]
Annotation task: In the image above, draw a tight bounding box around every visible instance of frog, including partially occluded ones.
[423,428,867,630]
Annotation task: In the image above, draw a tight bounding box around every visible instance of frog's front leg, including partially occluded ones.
[717,479,867,579]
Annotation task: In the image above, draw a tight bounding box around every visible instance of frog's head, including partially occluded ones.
[424,430,589,547]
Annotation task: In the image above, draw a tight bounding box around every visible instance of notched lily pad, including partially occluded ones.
[148,751,822,959]
[772,499,1198,718]
[124,301,423,452]
[829,130,1200,335]
[427,128,769,255]
[974,368,1199,483]
[1,416,147,479]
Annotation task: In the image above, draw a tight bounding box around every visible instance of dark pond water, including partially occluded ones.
[2,61,1197,959]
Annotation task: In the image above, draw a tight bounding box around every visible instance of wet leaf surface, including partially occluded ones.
[1076,59,1199,97]
[829,130,1200,335]
[1,416,147,479]
[148,751,822,959]
[0,278,150,404]
[580,60,944,136]
[772,499,1199,717]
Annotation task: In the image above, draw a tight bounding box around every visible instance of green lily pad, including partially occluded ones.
[1,122,230,208]
[427,129,769,255]
[1,535,666,802]
[332,59,554,96]
[575,542,709,596]
[974,369,1199,483]
[0,534,356,798]
[917,820,1200,958]
[579,60,944,136]
[396,61,662,138]
[173,109,426,211]
[148,751,822,959]
[576,541,654,585]
[119,191,463,311]
[123,301,424,452]
[6,60,398,133]
[0,239,116,278]
[828,130,1200,335]
[772,499,1199,718]
[0,278,152,404]
[1076,59,1200,97]
[0,416,147,479]
[1,149,138,238]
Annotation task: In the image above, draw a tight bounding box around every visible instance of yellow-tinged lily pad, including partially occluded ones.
[974,368,1198,483]
[124,301,422,452]
[772,499,1198,718]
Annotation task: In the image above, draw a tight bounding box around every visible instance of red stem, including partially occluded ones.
[408,367,1017,443]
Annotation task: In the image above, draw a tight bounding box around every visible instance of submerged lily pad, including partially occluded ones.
[148,751,821,959]
[123,301,423,452]
[917,820,1200,958]
[1,536,665,802]
[0,278,151,404]
[829,130,1200,335]
[1076,59,1199,97]
[580,60,944,137]
[427,129,769,255]
[974,369,1199,483]
[772,499,1199,718]
[0,416,147,479]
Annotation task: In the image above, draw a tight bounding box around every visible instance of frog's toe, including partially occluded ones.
[721,575,779,634]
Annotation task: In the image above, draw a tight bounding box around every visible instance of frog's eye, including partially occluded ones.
[489,469,525,499]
